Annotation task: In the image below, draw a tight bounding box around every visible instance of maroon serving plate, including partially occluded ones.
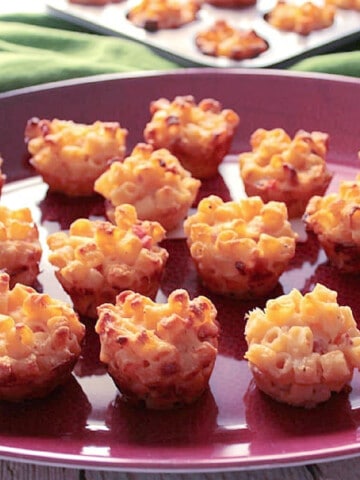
[0,69,360,472]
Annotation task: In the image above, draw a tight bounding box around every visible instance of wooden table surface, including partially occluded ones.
[2,1,360,478]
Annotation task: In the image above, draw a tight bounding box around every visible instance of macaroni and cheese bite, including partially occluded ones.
[304,174,360,273]
[239,128,333,218]
[47,204,169,319]
[126,0,200,31]
[183,195,297,298]
[0,206,42,288]
[25,117,127,197]
[195,20,269,60]
[144,95,240,179]
[94,142,201,231]
[95,288,219,409]
[245,284,360,408]
[265,0,336,35]
[0,272,85,401]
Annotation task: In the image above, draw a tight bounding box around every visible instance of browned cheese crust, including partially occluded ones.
[127,0,200,30]
[265,0,336,35]
[195,20,269,60]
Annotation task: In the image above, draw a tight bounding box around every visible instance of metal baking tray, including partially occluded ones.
[46,0,360,68]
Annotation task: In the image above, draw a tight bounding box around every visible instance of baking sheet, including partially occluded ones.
[46,0,360,68]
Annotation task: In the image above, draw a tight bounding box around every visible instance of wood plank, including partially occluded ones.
[83,466,313,480]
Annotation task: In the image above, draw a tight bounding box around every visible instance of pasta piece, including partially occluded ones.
[184,195,297,298]
[245,284,360,407]
[96,288,219,408]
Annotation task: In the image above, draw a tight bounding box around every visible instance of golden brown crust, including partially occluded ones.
[0,206,42,288]
[245,284,360,407]
[25,117,127,197]
[205,0,255,6]
[265,0,336,35]
[239,128,333,218]
[94,142,201,231]
[69,0,121,4]
[326,0,360,9]
[0,273,84,401]
[304,174,360,273]
[184,195,297,298]
[126,0,200,30]
[47,204,169,318]
[144,95,240,179]
[195,20,268,60]
[95,288,219,409]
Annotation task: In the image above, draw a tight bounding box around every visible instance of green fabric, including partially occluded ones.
[0,12,359,94]
[290,47,360,77]
[0,13,179,93]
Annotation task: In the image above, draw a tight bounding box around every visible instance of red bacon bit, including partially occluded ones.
[132,224,152,249]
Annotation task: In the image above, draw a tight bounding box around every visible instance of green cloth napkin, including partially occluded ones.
[0,13,179,93]
[0,12,359,94]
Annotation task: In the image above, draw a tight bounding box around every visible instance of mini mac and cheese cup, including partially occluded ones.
[184,195,297,298]
[304,174,360,273]
[0,273,85,401]
[25,117,127,196]
[126,0,200,30]
[0,206,42,288]
[265,0,336,35]
[95,288,219,409]
[47,204,169,319]
[144,95,240,179]
[239,128,333,218]
[245,284,360,408]
[94,142,200,231]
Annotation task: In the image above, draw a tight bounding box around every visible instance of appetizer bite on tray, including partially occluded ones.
[47,204,169,319]
[0,272,85,401]
[245,284,360,408]
[264,0,336,35]
[25,118,127,197]
[144,95,240,179]
[195,20,269,60]
[304,173,360,273]
[0,206,42,288]
[184,195,297,298]
[126,0,201,31]
[94,142,200,231]
[96,288,219,409]
[239,128,333,218]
